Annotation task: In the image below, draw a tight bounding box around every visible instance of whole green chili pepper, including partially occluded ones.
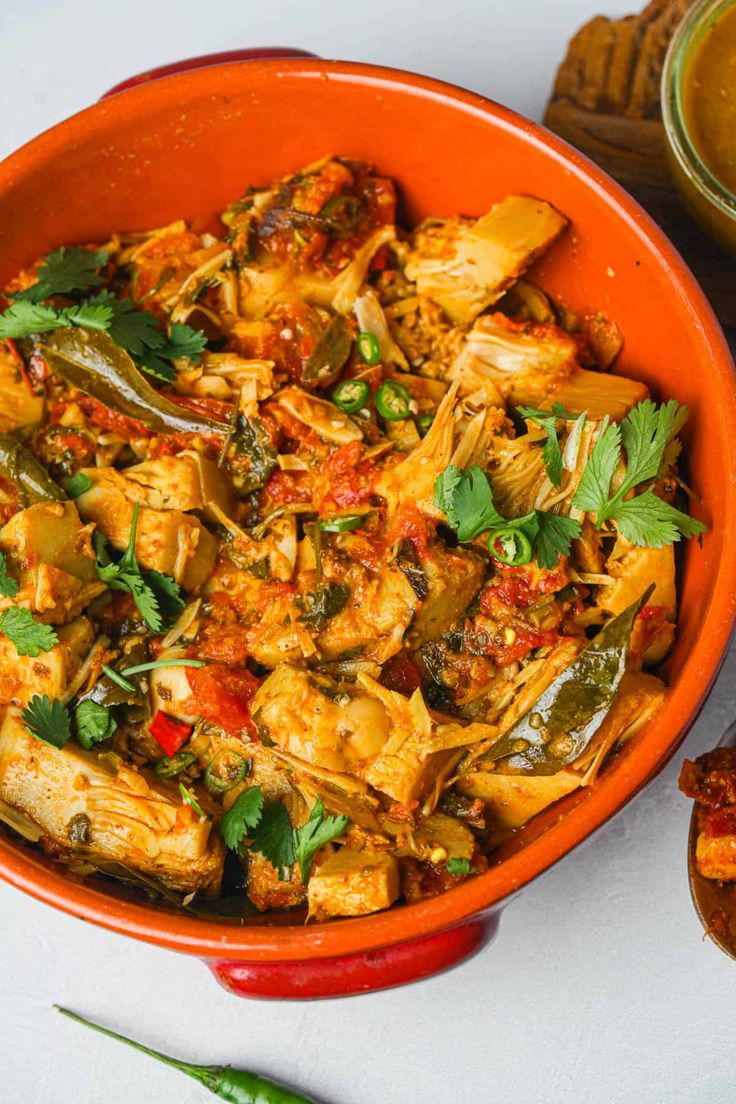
[55,1007,319,1104]
[0,433,66,504]
[38,329,228,437]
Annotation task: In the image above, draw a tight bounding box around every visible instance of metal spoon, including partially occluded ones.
[687,720,736,960]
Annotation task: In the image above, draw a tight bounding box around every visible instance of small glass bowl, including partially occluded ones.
[662,0,736,254]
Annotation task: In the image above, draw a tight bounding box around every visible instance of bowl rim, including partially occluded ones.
[1,56,735,962]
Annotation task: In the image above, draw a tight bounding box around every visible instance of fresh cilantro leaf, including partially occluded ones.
[220,785,264,851]
[535,512,583,569]
[0,552,19,598]
[436,463,578,567]
[293,797,350,883]
[62,302,114,332]
[447,858,473,875]
[157,322,207,364]
[89,292,163,355]
[433,464,463,530]
[518,404,585,488]
[88,292,206,381]
[65,472,92,497]
[145,570,185,623]
[434,463,506,541]
[22,694,71,748]
[13,247,109,304]
[610,489,707,548]
[94,505,180,632]
[179,782,206,817]
[572,416,622,517]
[571,401,705,547]
[134,350,177,383]
[0,299,114,339]
[0,607,58,656]
[75,699,117,749]
[619,399,688,494]
[251,800,296,880]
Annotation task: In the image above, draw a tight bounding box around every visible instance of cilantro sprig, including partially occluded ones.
[0,300,114,340]
[517,403,586,487]
[88,291,207,382]
[0,552,19,598]
[293,797,350,884]
[0,607,58,656]
[434,464,581,569]
[22,694,72,748]
[220,788,350,882]
[571,399,707,547]
[94,503,184,632]
[11,247,109,304]
[0,243,207,383]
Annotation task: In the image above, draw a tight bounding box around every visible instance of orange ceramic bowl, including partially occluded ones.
[1,56,735,1000]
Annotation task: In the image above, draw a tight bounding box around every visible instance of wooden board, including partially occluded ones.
[544,0,736,330]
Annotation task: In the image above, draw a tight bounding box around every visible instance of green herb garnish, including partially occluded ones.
[0,552,19,598]
[22,693,71,748]
[12,247,109,303]
[220,785,265,852]
[434,464,581,569]
[94,504,183,631]
[293,797,349,883]
[517,402,585,487]
[0,607,58,656]
[572,400,707,547]
[75,699,117,749]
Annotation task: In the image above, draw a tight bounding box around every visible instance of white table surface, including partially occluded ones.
[2,2,735,1101]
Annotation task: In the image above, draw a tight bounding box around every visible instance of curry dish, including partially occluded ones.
[0,157,705,921]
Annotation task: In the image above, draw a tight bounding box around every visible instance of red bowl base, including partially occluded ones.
[207,915,498,999]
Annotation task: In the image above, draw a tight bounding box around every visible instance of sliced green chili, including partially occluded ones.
[375,380,411,421]
[154,750,198,779]
[319,514,364,533]
[320,194,363,232]
[356,331,381,365]
[204,749,250,794]
[415,413,435,438]
[488,527,533,566]
[331,378,369,413]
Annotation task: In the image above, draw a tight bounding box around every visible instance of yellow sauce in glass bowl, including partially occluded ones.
[663,0,736,254]
[684,4,736,196]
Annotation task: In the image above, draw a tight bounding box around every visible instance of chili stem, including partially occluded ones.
[54,1006,206,1083]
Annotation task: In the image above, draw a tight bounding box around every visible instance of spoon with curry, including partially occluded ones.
[679,723,736,960]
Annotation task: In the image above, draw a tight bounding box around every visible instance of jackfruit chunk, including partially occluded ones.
[0,711,224,895]
[121,453,235,520]
[551,367,649,421]
[0,617,94,708]
[0,501,103,623]
[307,848,400,920]
[0,501,97,584]
[76,469,217,589]
[457,769,581,829]
[405,196,567,325]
